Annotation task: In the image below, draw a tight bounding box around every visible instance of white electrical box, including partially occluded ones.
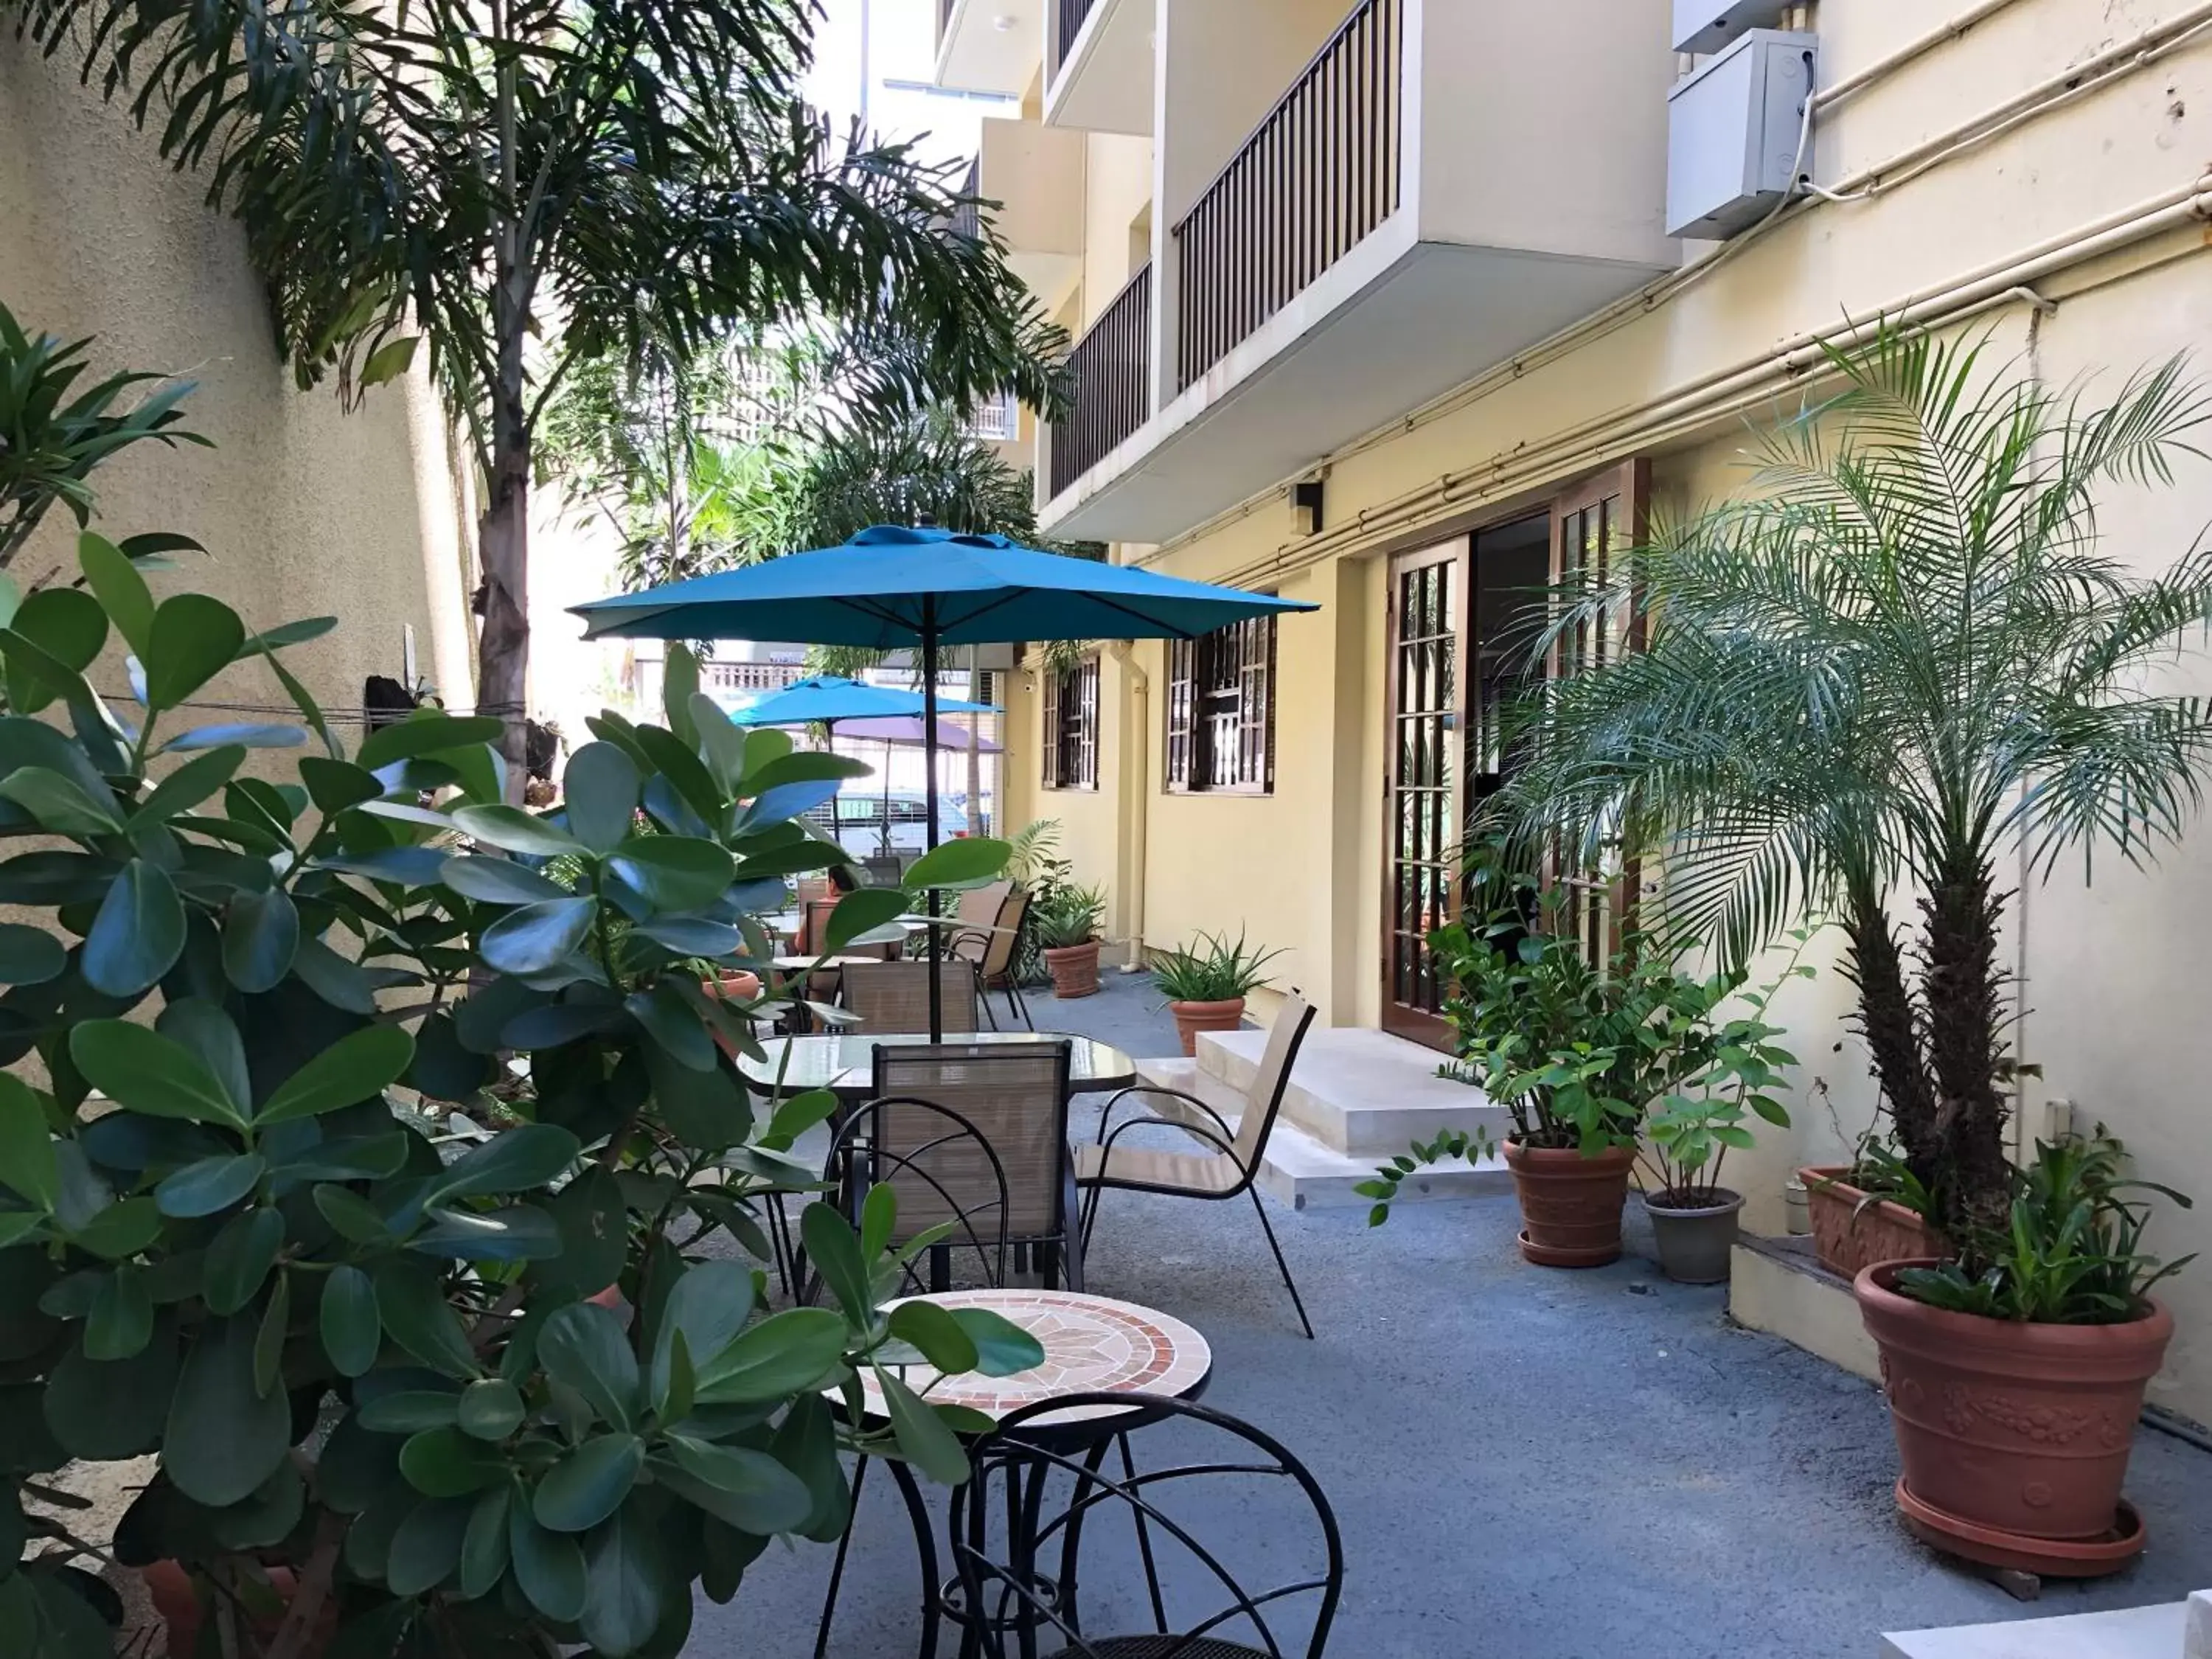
[1666,30,1817,240]
[1672,0,1790,56]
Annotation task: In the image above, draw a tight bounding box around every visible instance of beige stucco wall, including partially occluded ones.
[1081,131,1157,327]
[0,36,476,732]
[1004,0,2212,1419]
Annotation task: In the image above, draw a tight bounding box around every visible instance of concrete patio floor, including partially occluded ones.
[699,970,2212,1659]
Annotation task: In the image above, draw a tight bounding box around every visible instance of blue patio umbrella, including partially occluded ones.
[728,673,995,728]
[730,675,997,855]
[573,524,1320,1035]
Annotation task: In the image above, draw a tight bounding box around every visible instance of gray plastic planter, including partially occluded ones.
[1643,1188,1745,1284]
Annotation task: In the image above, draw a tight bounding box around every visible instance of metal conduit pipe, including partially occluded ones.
[1823,0,2212,199]
[1208,172,2212,589]
[1134,10,2212,570]
[1812,0,2027,111]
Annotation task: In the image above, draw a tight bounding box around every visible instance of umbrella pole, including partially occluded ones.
[922,603,943,1042]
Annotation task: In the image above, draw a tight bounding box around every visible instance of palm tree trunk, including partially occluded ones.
[1839,877,1941,1186]
[477,430,531,800]
[1921,846,2012,1239]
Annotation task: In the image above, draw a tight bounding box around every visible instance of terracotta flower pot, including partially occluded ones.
[1043,941,1100,998]
[145,1561,335,1658]
[1168,996,1245,1056]
[1855,1259,2171,1569]
[705,970,762,1003]
[1642,1187,1745,1284]
[1800,1164,1947,1280]
[1502,1140,1635,1267]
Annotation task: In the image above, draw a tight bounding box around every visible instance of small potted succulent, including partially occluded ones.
[1149,930,1286,1055]
[1032,883,1107,998]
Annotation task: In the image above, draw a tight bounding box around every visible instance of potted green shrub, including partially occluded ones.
[1032,882,1107,998]
[1854,1133,2187,1570]
[0,537,1042,1657]
[1506,329,2212,1570]
[1360,863,1780,1268]
[1149,930,1286,1055]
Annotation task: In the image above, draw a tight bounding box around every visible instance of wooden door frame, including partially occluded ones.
[1377,461,1652,1047]
[1379,537,1470,1047]
[1545,459,1651,960]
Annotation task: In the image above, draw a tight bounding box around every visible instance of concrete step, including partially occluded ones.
[1192,1025,1504,1158]
[1125,1057,1509,1211]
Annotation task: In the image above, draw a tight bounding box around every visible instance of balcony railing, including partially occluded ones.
[950,158,981,242]
[1049,262,1150,498]
[1051,0,1098,80]
[1172,0,1404,389]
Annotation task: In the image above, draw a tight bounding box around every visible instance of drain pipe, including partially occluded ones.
[1107,639,1150,970]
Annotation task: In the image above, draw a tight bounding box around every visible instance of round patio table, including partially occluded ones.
[742,1031,1138,1102]
[817,1290,1211,1659]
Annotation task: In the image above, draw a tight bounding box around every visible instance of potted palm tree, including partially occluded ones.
[1506,327,2212,1572]
[1150,930,1287,1054]
[1032,883,1107,998]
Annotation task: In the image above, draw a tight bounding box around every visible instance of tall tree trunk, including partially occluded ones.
[1921,844,2012,1241]
[477,431,531,802]
[1838,874,1939,1186]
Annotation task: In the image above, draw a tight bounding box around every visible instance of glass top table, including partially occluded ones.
[741,1031,1138,1100]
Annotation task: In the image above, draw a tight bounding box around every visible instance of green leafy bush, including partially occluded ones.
[0,539,1033,1658]
[1358,855,1803,1222]
[1149,930,1284,1004]
[1894,1133,2192,1324]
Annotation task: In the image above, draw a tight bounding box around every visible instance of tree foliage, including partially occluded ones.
[7,0,1068,778]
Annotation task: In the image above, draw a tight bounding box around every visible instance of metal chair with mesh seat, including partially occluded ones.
[1076,993,1319,1338]
[953,886,1036,1032]
[949,1393,1343,1659]
[841,958,981,1034]
[872,1039,1082,1291]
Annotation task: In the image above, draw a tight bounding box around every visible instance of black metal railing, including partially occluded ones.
[1048,262,1150,498]
[950,158,981,242]
[1051,0,1098,80]
[1172,0,1404,389]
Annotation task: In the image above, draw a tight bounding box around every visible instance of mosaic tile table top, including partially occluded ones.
[856,1290,1212,1427]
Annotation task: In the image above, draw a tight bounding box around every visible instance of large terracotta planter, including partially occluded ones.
[1801,1164,1946,1281]
[1503,1140,1635,1267]
[1168,996,1245,1056]
[1043,941,1100,999]
[1855,1259,2171,1572]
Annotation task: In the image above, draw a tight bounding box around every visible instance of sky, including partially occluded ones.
[804,0,1016,170]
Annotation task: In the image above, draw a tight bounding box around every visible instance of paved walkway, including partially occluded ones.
[699,972,2212,1659]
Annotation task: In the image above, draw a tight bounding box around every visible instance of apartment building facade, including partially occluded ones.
[940,0,2212,1421]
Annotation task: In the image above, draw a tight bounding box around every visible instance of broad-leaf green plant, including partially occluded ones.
[0,541,1036,1658]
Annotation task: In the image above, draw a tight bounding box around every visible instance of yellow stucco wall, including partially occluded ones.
[1006,0,2212,1420]
[1,37,477,729]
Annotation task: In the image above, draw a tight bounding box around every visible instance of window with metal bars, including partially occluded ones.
[1164,613,1276,793]
[1041,656,1098,790]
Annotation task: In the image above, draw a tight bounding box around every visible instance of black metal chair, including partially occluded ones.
[1076,995,1318,1338]
[810,1093,1013,1659]
[949,1394,1344,1659]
